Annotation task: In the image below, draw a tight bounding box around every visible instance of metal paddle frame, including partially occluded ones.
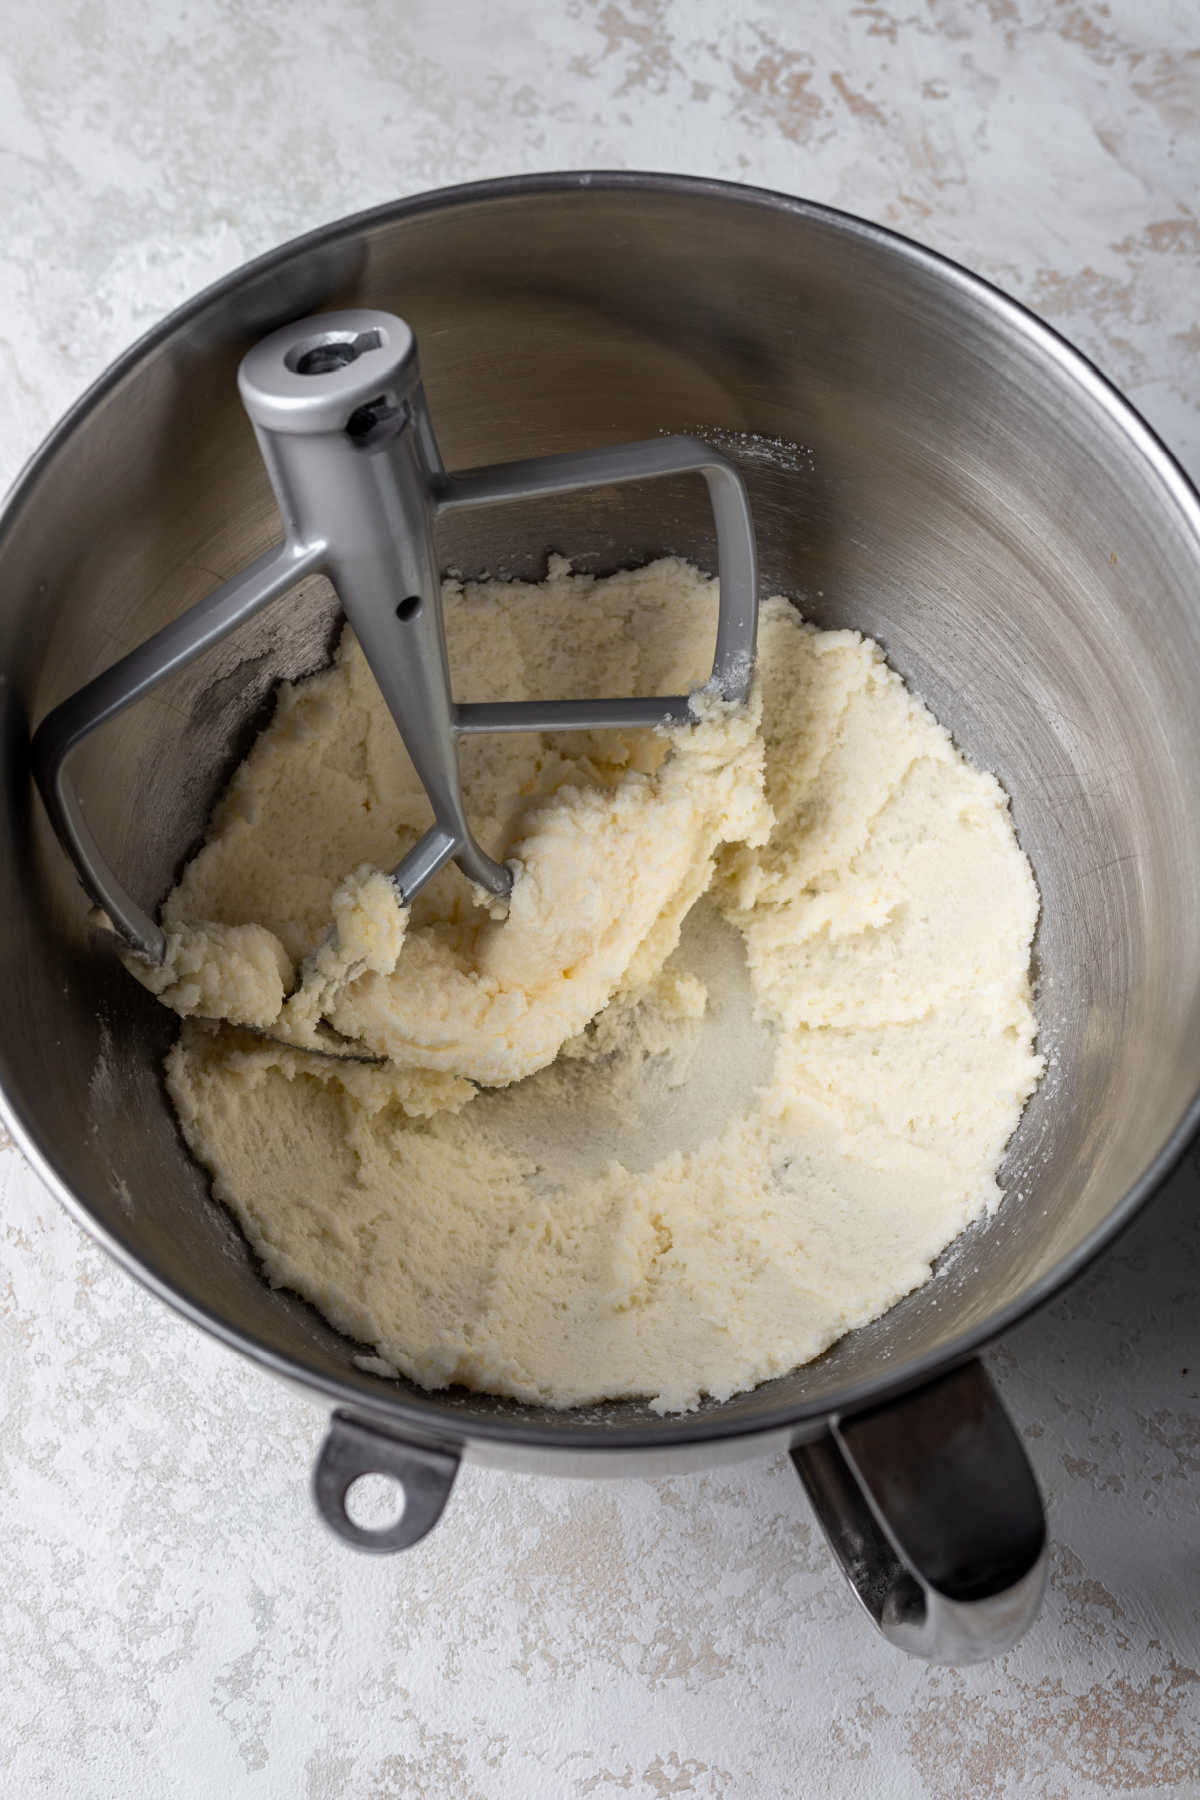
[31,309,758,964]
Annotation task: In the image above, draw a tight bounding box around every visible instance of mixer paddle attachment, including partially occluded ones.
[31,309,758,966]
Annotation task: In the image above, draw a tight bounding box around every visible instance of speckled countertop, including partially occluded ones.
[2,3,1198,1795]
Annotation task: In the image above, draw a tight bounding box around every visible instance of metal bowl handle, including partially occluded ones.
[310,1365,1046,1664]
[792,1359,1048,1663]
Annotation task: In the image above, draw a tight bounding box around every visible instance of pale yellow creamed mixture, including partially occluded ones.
[129,557,1043,1412]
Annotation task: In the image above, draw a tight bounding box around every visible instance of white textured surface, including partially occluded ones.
[2,2,1198,1794]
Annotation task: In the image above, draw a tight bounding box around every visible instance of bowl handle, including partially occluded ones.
[791,1359,1047,1663]
[312,1409,461,1553]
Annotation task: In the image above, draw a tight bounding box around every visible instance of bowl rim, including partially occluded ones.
[4,168,1199,1453]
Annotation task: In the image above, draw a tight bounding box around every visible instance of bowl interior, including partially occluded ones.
[4,179,1200,1444]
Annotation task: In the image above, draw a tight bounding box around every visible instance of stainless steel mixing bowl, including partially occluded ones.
[3,174,1199,1664]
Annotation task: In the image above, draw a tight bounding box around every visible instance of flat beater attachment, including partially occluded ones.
[32,310,758,963]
